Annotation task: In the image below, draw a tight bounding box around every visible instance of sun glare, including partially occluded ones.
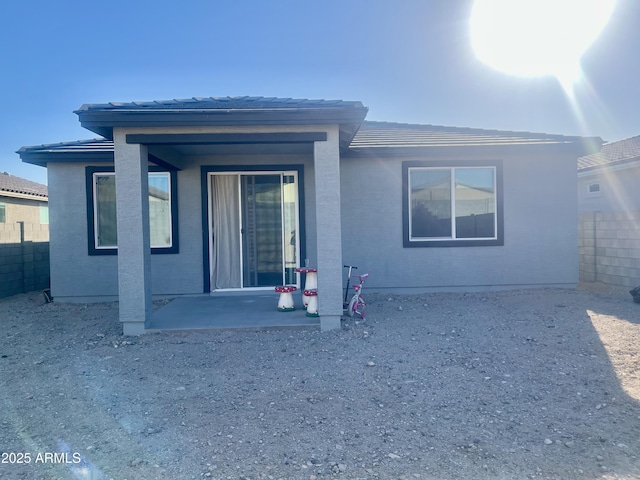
[470,0,615,90]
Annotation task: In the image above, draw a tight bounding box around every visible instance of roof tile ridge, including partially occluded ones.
[602,134,640,146]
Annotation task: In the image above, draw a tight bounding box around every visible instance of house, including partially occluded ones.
[18,96,601,334]
[577,136,640,287]
[0,172,50,297]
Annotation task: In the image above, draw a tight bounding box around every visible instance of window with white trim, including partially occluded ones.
[403,161,503,247]
[93,173,117,248]
[87,167,178,255]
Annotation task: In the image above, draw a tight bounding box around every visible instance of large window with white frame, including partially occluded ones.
[86,166,178,255]
[402,160,503,247]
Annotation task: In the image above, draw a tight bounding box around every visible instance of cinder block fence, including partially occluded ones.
[579,210,640,288]
[0,222,49,299]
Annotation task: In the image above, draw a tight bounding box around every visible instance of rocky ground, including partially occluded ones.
[0,283,639,480]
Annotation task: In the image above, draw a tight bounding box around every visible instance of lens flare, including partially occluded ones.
[471,0,615,90]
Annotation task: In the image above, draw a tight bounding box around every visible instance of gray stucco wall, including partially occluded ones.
[340,150,580,292]
[49,146,580,301]
[49,162,204,301]
[48,154,315,302]
[48,163,117,301]
[578,163,640,213]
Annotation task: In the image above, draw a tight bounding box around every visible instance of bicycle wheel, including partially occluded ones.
[348,294,359,317]
[358,296,366,319]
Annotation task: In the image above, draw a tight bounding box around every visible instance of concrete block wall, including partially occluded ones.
[579,210,640,287]
[0,221,50,298]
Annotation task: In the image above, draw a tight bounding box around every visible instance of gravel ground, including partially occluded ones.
[1,283,639,480]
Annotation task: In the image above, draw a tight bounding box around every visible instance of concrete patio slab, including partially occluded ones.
[147,293,320,331]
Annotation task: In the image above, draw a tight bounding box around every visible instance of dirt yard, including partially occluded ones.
[1,284,639,480]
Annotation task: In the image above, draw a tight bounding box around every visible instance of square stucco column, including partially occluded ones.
[114,130,152,335]
[314,126,343,331]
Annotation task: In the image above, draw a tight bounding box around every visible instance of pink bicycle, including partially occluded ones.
[343,265,368,319]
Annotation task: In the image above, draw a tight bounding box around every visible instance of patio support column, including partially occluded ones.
[313,126,343,331]
[113,129,152,335]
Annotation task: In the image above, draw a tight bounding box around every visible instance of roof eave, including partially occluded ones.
[19,150,114,167]
[578,156,640,175]
[0,190,48,201]
[346,138,602,158]
[76,107,369,145]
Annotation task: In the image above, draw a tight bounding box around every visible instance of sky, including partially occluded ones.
[1,0,638,186]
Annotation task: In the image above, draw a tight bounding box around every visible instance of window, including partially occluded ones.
[148,173,173,248]
[39,205,49,225]
[403,160,503,247]
[587,183,601,196]
[0,203,5,223]
[86,167,178,255]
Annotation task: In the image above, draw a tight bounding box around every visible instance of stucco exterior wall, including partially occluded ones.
[48,163,117,301]
[48,144,582,301]
[48,153,315,302]
[340,150,579,292]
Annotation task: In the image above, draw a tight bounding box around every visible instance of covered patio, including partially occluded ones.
[148,292,322,331]
[70,97,368,335]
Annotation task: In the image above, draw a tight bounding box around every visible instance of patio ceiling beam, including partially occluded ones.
[148,154,182,171]
[126,132,327,145]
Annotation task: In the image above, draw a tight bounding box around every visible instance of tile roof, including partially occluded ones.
[17,139,115,167]
[351,121,595,148]
[0,172,48,199]
[577,135,640,170]
[19,121,602,167]
[17,139,114,154]
[74,96,369,146]
[76,96,365,112]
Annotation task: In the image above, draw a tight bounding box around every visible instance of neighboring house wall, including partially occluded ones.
[578,163,640,213]
[578,154,640,287]
[341,150,579,291]
[579,210,640,288]
[0,196,50,298]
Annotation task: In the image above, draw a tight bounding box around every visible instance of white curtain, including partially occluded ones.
[212,175,241,289]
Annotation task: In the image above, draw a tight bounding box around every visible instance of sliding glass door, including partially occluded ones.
[210,172,299,290]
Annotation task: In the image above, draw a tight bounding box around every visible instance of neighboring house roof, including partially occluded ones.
[577,135,640,171]
[0,172,48,200]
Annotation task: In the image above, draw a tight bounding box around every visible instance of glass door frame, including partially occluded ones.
[207,170,301,292]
